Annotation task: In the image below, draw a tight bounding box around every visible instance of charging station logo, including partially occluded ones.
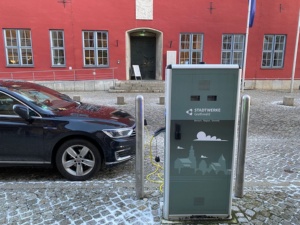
[186,109,193,116]
[186,107,221,117]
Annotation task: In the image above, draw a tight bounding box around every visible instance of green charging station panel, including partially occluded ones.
[163,64,241,220]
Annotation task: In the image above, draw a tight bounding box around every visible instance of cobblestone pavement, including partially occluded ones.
[0,90,299,224]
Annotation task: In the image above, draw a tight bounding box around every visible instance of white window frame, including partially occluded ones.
[50,30,65,67]
[82,31,109,67]
[179,33,204,64]
[221,34,245,67]
[261,34,286,68]
[3,29,33,66]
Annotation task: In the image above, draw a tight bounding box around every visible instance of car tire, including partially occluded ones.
[56,139,101,181]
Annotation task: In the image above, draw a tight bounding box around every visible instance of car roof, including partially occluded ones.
[0,80,40,89]
[0,80,62,97]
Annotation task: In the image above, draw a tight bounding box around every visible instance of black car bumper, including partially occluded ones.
[104,136,136,165]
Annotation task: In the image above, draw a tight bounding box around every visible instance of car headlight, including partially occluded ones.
[103,128,133,138]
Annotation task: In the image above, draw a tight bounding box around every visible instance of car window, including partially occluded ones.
[0,92,19,115]
[12,88,76,111]
[0,82,77,112]
[0,92,39,117]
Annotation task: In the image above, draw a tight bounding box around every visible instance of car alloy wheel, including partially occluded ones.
[56,139,101,181]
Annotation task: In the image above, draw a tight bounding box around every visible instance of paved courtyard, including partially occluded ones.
[0,89,299,224]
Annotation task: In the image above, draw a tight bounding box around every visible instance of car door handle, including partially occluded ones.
[43,126,57,130]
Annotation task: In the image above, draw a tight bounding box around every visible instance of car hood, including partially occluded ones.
[54,103,135,127]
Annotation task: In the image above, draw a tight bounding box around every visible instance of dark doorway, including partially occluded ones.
[130,36,156,80]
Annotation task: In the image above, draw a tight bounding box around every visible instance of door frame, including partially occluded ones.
[126,28,163,80]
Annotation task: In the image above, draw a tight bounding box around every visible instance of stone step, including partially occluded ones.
[108,89,164,93]
[115,82,164,87]
[109,80,165,93]
[113,85,163,90]
[114,84,165,88]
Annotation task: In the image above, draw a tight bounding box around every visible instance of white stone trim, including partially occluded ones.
[244,80,300,90]
[136,0,153,20]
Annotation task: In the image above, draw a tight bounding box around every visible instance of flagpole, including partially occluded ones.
[290,9,300,93]
[241,0,252,92]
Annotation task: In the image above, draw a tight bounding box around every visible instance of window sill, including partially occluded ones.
[51,65,66,68]
[260,67,284,70]
[83,65,109,68]
[6,65,34,68]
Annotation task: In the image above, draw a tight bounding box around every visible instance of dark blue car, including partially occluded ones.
[0,80,136,181]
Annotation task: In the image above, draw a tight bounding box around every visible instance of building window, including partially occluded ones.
[50,30,65,66]
[262,35,286,68]
[4,29,33,66]
[179,33,203,64]
[221,34,245,67]
[83,31,109,67]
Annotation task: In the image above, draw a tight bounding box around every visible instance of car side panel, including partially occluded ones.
[0,116,44,162]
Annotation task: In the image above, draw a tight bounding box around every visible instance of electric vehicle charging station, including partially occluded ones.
[163,64,241,220]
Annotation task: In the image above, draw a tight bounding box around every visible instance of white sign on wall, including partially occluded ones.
[167,51,177,65]
[136,0,153,20]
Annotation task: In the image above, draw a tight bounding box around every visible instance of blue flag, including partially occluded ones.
[249,0,256,27]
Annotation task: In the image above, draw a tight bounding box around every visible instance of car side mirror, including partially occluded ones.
[13,104,31,121]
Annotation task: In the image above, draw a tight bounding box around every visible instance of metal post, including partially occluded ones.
[135,95,144,199]
[241,0,252,92]
[235,95,251,198]
[290,9,300,93]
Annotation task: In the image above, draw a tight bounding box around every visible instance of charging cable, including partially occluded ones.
[145,127,165,192]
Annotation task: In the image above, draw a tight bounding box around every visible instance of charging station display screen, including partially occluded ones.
[164,65,240,219]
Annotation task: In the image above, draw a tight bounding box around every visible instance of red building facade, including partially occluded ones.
[0,0,299,89]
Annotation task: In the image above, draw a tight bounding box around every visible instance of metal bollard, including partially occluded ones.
[135,95,144,199]
[235,95,251,198]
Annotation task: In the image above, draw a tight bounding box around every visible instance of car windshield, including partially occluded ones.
[8,83,77,111]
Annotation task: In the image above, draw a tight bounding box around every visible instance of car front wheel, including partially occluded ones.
[56,139,101,181]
